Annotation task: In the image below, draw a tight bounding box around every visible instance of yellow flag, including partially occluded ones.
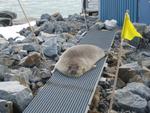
[121,12,142,40]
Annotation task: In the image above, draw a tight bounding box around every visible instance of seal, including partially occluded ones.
[54,44,105,77]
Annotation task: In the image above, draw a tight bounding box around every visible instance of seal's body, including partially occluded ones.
[54,44,105,77]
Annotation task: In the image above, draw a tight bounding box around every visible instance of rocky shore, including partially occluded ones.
[1,11,150,113]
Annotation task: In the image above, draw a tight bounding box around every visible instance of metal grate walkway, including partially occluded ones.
[23,29,115,113]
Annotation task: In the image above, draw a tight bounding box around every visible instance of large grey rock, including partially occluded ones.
[23,44,36,52]
[52,12,64,21]
[0,17,12,26]
[144,25,150,39]
[4,67,32,87]
[0,11,17,19]
[123,82,150,100]
[104,19,117,30]
[114,89,147,113]
[61,42,75,51]
[133,23,147,35]
[90,21,105,30]
[39,21,55,34]
[0,99,13,113]
[0,55,15,66]
[19,52,41,68]
[0,65,9,81]
[0,37,9,50]
[148,101,150,112]
[42,37,58,58]
[0,81,33,112]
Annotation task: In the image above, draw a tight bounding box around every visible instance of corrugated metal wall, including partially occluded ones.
[100,0,138,26]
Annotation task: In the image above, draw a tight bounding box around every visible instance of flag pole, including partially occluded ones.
[108,10,129,113]
[108,38,123,113]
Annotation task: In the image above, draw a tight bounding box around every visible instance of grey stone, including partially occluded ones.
[90,22,105,30]
[148,101,150,112]
[114,89,147,113]
[23,44,36,52]
[52,12,64,21]
[0,55,15,66]
[18,50,28,58]
[61,42,75,51]
[4,67,32,87]
[19,52,41,68]
[39,21,55,34]
[0,99,13,113]
[0,11,17,19]
[54,23,63,33]
[42,37,58,58]
[104,19,117,30]
[0,17,12,26]
[0,65,9,81]
[40,13,51,20]
[0,81,33,112]
[123,82,150,100]
[144,25,150,39]
[0,37,9,50]
[133,23,147,35]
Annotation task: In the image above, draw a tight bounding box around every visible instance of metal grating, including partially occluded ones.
[23,30,115,113]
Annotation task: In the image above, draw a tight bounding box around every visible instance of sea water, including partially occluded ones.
[0,0,81,19]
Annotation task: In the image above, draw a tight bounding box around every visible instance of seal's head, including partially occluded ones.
[66,61,86,77]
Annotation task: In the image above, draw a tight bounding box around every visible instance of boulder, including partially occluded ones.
[40,13,51,20]
[39,21,55,34]
[42,37,58,58]
[90,22,105,30]
[133,23,147,35]
[4,67,32,87]
[0,81,33,112]
[123,82,150,100]
[0,64,10,81]
[52,12,64,21]
[144,25,150,39]
[0,17,12,26]
[0,37,9,50]
[19,52,41,68]
[0,11,17,19]
[30,66,51,82]
[22,44,36,52]
[0,55,16,67]
[148,100,150,112]
[0,99,13,113]
[114,89,147,113]
[61,42,75,51]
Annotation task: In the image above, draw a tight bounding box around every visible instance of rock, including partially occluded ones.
[144,25,150,39]
[23,44,36,52]
[52,12,64,21]
[0,65,9,81]
[4,67,32,87]
[0,17,12,26]
[62,33,74,41]
[116,78,126,88]
[90,21,105,30]
[0,37,9,50]
[61,42,75,51]
[104,19,117,30]
[19,52,41,68]
[0,81,33,112]
[40,13,51,20]
[57,21,70,32]
[39,21,55,34]
[133,23,147,35]
[0,55,15,66]
[114,89,147,113]
[30,66,51,82]
[0,99,13,113]
[54,23,63,33]
[123,82,150,100]
[118,62,142,83]
[0,11,17,19]
[42,37,58,58]
[18,50,28,58]
[148,101,150,112]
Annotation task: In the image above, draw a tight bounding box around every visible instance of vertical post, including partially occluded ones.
[108,39,123,113]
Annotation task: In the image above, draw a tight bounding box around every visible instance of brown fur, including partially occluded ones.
[54,44,105,77]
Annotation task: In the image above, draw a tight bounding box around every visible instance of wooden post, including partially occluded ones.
[108,39,123,113]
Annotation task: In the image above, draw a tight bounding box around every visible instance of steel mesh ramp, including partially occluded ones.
[23,30,115,113]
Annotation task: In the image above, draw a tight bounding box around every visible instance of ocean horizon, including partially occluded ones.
[0,0,82,19]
